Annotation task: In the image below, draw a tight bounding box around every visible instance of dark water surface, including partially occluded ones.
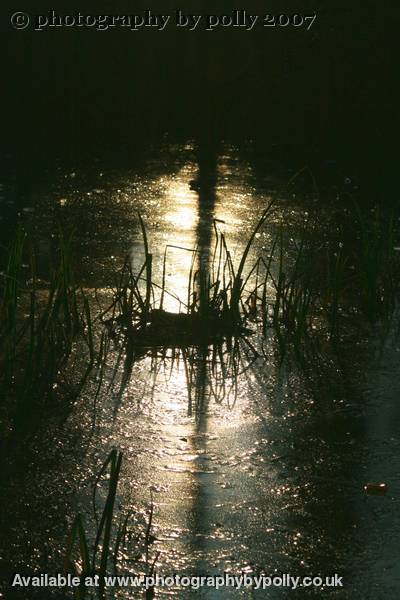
[1,144,400,599]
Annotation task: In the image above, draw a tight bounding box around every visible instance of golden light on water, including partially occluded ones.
[158,173,200,312]
[153,161,259,312]
[164,179,198,231]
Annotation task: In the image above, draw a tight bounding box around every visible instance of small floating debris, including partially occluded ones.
[364,483,388,496]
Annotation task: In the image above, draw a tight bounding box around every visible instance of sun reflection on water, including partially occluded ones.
[164,179,198,231]
[110,149,292,585]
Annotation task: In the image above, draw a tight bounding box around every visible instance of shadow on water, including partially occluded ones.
[185,136,234,575]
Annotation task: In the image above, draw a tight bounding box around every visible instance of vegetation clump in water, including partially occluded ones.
[0,230,95,442]
[102,205,274,349]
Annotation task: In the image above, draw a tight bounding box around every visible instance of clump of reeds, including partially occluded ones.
[102,203,275,349]
[256,202,400,356]
[64,449,158,599]
[352,203,398,319]
[64,449,123,599]
[0,229,95,432]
